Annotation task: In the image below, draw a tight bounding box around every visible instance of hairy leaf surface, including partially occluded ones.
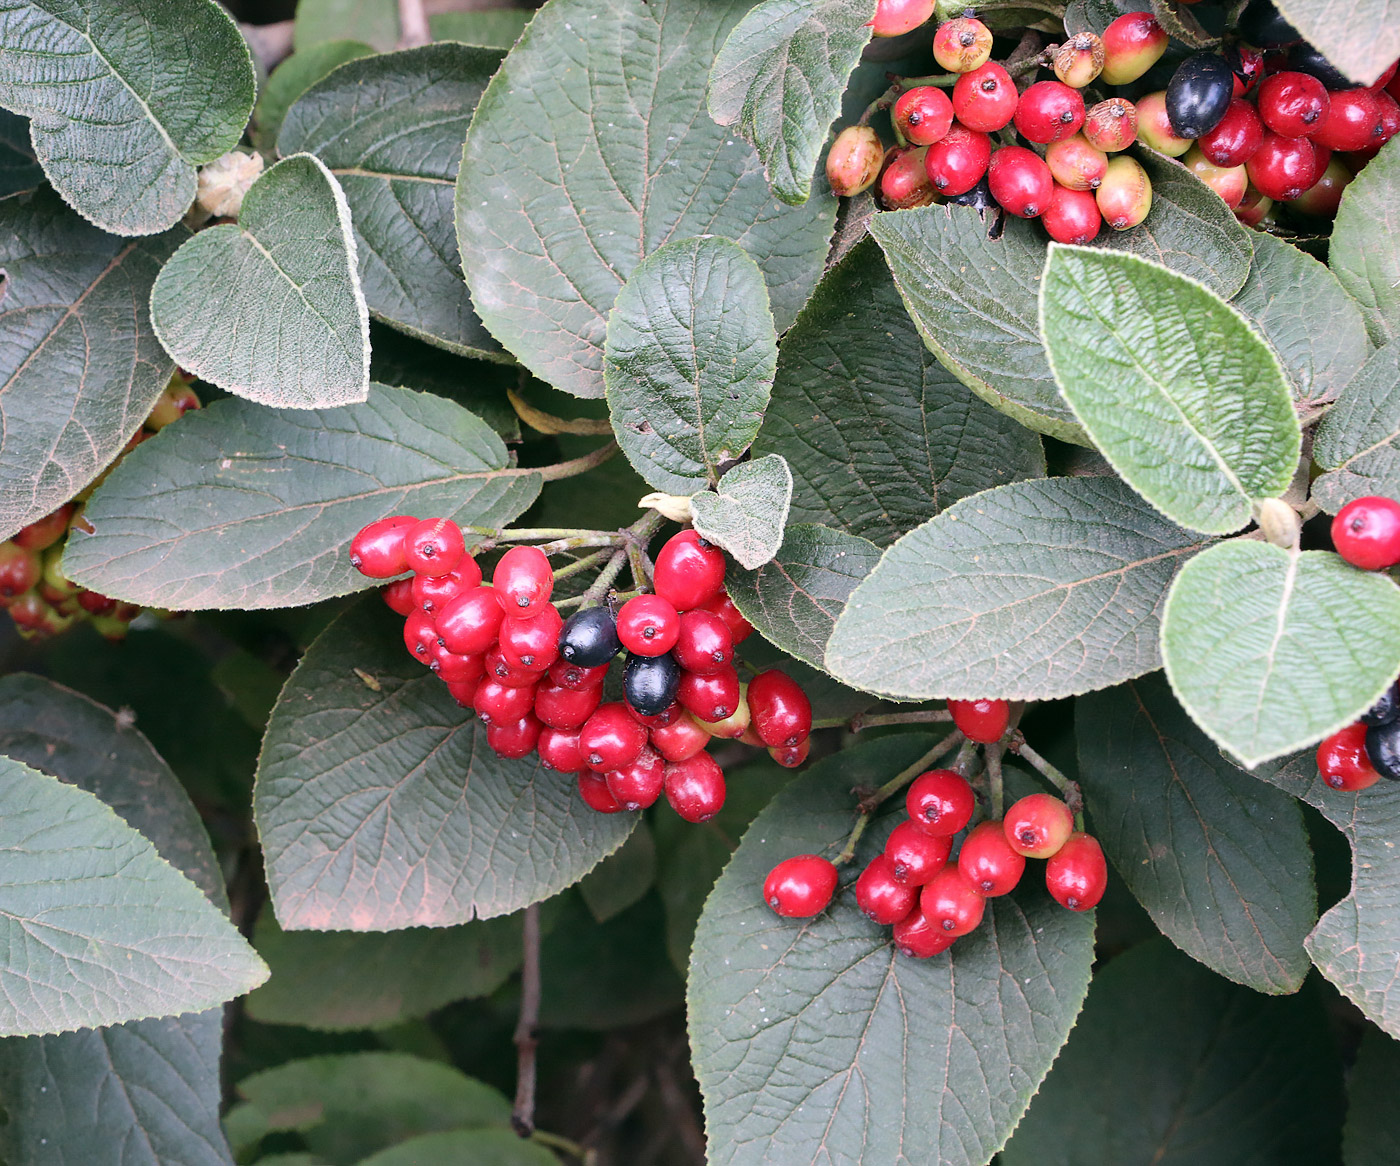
[690,454,793,569]
[1330,138,1400,347]
[1312,340,1400,512]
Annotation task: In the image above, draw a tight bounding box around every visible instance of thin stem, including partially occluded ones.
[896,71,960,88]
[857,83,900,126]
[396,0,430,47]
[462,525,616,542]
[1008,731,1083,820]
[511,904,542,1138]
[985,743,1005,819]
[848,708,952,732]
[834,730,963,865]
[508,387,613,436]
[549,548,614,583]
[558,548,628,611]
[530,1130,591,1161]
[537,441,619,482]
[626,538,651,591]
[533,534,631,556]
[950,738,980,779]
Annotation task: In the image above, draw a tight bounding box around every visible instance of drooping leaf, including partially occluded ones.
[0,189,178,542]
[0,0,254,235]
[1076,673,1316,993]
[256,600,634,930]
[1230,230,1372,406]
[725,523,880,669]
[455,0,835,399]
[690,734,1095,1166]
[245,911,523,1031]
[1330,138,1400,347]
[0,675,234,1166]
[1273,0,1400,85]
[707,0,876,205]
[603,236,777,493]
[578,821,657,924]
[150,154,369,408]
[752,236,1045,545]
[428,9,534,48]
[293,0,398,52]
[1343,1030,1400,1164]
[825,476,1210,701]
[254,40,376,143]
[280,44,508,362]
[358,1130,557,1166]
[1312,340,1400,512]
[0,109,42,197]
[63,384,540,610]
[690,454,793,569]
[1160,541,1400,767]
[1001,939,1344,1166]
[1041,245,1298,535]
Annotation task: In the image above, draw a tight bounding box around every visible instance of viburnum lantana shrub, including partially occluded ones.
[0,0,1399,1160]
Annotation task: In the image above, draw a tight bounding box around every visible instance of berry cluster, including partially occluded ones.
[1,373,200,641]
[1317,678,1400,790]
[350,519,814,823]
[762,698,1108,958]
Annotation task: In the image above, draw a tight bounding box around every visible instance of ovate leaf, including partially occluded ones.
[1312,340,1400,512]
[1064,0,1145,35]
[0,189,177,541]
[1330,138,1400,346]
[1343,1030,1400,1164]
[826,476,1210,701]
[0,0,254,235]
[752,236,1045,545]
[1077,673,1316,994]
[150,154,370,409]
[603,236,777,493]
[690,454,793,569]
[456,0,835,399]
[279,44,508,362]
[255,601,634,930]
[689,735,1095,1166]
[1161,541,1400,767]
[1273,0,1400,85]
[1041,245,1298,535]
[63,384,541,610]
[255,40,376,143]
[707,0,877,205]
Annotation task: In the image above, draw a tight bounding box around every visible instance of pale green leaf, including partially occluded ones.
[1312,340,1400,513]
[1330,137,1400,347]
[293,0,397,52]
[689,454,793,569]
[427,9,533,48]
[1273,0,1400,85]
[254,40,375,143]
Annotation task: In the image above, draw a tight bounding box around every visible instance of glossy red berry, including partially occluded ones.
[403,610,437,663]
[1258,71,1329,137]
[878,146,937,209]
[826,125,885,197]
[403,517,466,577]
[1003,793,1074,858]
[905,769,976,836]
[1046,134,1109,191]
[952,63,1018,133]
[883,819,952,886]
[430,642,485,684]
[1082,98,1137,153]
[604,745,665,811]
[1288,155,1352,217]
[1013,82,1085,145]
[677,666,741,723]
[1100,12,1166,85]
[769,738,812,769]
[1045,832,1108,911]
[487,711,542,759]
[697,591,753,644]
[1332,496,1400,570]
[947,698,1010,744]
[988,147,1053,218]
[485,644,542,686]
[650,713,711,762]
[1246,132,1319,200]
[1311,88,1383,152]
[870,0,934,37]
[444,675,482,708]
[411,568,470,617]
[663,751,726,822]
[1197,98,1263,166]
[747,670,813,748]
[494,545,554,617]
[349,515,417,577]
[474,677,537,726]
[672,609,734,675]
[924,123,991,197]
[894,85,955,146]
[933,16,993,73]
[547,659,610,692]
[957,819,1026,897]
[763,854,838,918]
[382,577,416,617]
[579,702,648,771]
[627,700,684,729]
[1317,722,1381,791]
[534,680,603,731]
[919,866,986,936]
[538,726,585,773]
[0,542,42,598]
[436,587,506,656]
[13,504,72,551]
[653,530,726,611]
[892,906,957,958]
[1041,184,1103,244]
[578,769,625,813]
[616,594,681,656]
[856,854,918,925]
[499,604,563,671]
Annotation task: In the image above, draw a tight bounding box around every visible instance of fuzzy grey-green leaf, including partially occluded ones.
[1311,340,1400,512]
[1273,0,1400,84]
[690,454,793,569]
[1329,137,1400,346]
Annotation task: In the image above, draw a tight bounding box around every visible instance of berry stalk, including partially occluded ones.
[834,730,964,865]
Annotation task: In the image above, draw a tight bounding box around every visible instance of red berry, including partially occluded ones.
[1197,97,1263,166]
[1258,71,1330,138]
[1288,155,1352,218]
[1045,832,1108,911]
[947,698,1010,744]
[1135,90,1193,156]
[484,644,541,686]
[349,515,417,578]
[411,568,470,616]
[663,751,726,822]
[826,125,885,197]
[616,594,681,656]
[1081,98,1138,153]
[653,530,726,611]
[1311,88,1382,152]
[430,642,485,684]
[855,854,918,925]
[1054,31,1106,89]
[677,666,741,723]
[1013,81,1085,145]
[604,745,665,810]
[403,610,437,663]
[905,769,976,836]
[957,819,1026,896]
[919,866,986,936]
[924,122,991,196]
[499,604,563,671]
[763,855,838,918]
[952,62,1018,133]
[1042,184,1103,244]
[1045,133,1109,191]
[878,146,937,210]
[474,677,537,726]
[769,738,812,768]
[403,517,466,577]
[1100,12,1166,85]
[892,906,957,958]
[1003,793,1074,858]
[883,819,951,886]
[627,700,684,729]
[894,85,955,146]
[1183,146,1249,208]
[576,769,623,812]
[579,701,648,771]
[1316,722,1381,790]
[0,541,42,599]
[933,16,993,73]
[649,713,711,762]
[436,587,505,656]
[673,609,735,675]
[747,670,813,748]
[382,577,416,617]
[487,711,542,759]
[538,726,585,773]
[534,680,603,731]
[445,675,482,708]
[988,147,1053,218]
[1332,496,1400,570]
[1246,132,1319,201]
[870,0,934,37]
[13,504,72,552]
[697,591,753,644]
[547,659,610,691]
[494,545,554,617]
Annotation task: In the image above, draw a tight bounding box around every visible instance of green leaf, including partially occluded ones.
[707,0,876,205]
[1343,1030,1400,1165]
[825,476,1210,701]
[1041,245,1298,535]
[1160,541,1400,767]
[1000,939,1344,1166]
[456,0,835,399]
[293,0,398,52]
[603,236,777,493]
[0,675,234,1166]
[369,325,520,441]
[1063,0,1142,35]
[725,523,880,670]
[245,911,523,1031]
[255,40,375,143]
[358,1129,556,1166]
[689,454,793,569]
[0,189,178,542]
[1148,0,1219,47]
[1076,673,1316,994]
[579,821,656,924]
[0,0,254,235]
[1231,231,1372,407]
[752,237,1045,545]
[0,109,42,197]
[150,154,369,408]
[428,9,534,49]
[280,44,508,363]
[225,1052,508,1163]
[63,384,540,610]
[689,734,1095,1166]
[1273,0,1400,85]
[256,600,635,930]
[1312,340,1400,513]
[1330,138,1400,346]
